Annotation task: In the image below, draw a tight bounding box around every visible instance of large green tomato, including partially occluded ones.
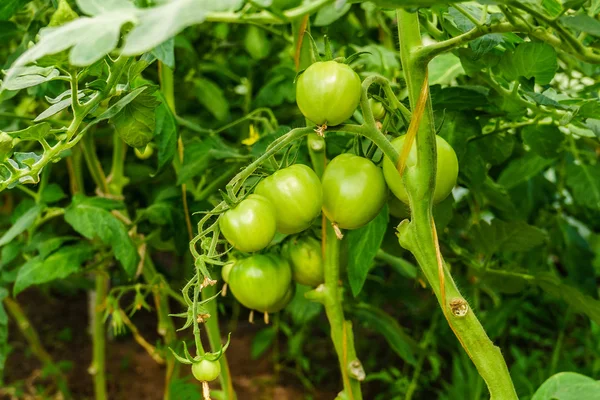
[322,154,388,229]
[255,164,322,234]
[219,194,277,253]
[228,254,292,313]
[269,284,295,313]
[192,359,221,382]
[383,135,458,204]
[283,236,324,287]
[296,61,362,126]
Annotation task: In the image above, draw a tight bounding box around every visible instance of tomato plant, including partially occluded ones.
[321,154,388,230]
[228,254,293,314]
[383,135,458,204]
[255,164,322,234]
[1,1,600,400]
[296,61,362,126]
[219,194,277,253]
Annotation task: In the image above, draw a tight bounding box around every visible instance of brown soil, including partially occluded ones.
[2,290,338,400]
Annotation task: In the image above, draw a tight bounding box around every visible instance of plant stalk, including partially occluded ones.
[3,297,72,399]
[91,273,108,400]
[395,9,517,400]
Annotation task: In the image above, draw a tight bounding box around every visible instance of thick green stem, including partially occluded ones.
[202,284,236,400]
[396,10,517,400]
[307,226,364,399]
[91,274,108,400]
[81,134,109,195]
[4,297,72,399]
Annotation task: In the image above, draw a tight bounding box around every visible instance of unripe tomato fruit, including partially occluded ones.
[219,194,277,253]
[221,262,233,283]
[134,145,154,160]
[296,61,362,126]
[269,284,295,313]
[255,164,322,234]
[228,254,292,313]
[369,98,386,120]
[383,135,458,204]
[283,236,324,287]
[192,359,221,382]
[322,154,388,229]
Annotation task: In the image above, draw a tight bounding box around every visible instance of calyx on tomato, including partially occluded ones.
[296,61,362,127]
[321,153,388,230]
[255,164,322,234]
[383,135,458,204]
[228,254,292,313]
[219,194,277,253]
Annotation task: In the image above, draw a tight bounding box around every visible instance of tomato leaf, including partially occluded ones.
[285,284,323,325]
[64,195,139,276]
[0,204,44,247]
[522,124,564,159]
[532,372,600,400]
[1,66,60,91]
[13,243,94,295]
[498,153,554,189]
[470,219,547,254]
[354,303,418,366]
[153,100,178,176]
[560,15,600,37]
[0,0,31,20]
[346,204,389,297]
[250,327,276,360]
[510,42,558,85]
[194,78,230,122]
[565,162,600,210]
[110,87,160,148]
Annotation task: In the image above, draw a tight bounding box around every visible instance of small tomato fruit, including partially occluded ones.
[369,98,386,120]
[255,164,322,234]
[296,61,362,126]
[383,135,458,204]
[219,194,277,253]
[283,236,324,287]
[228,254,292,313]
[322,154,388,229]
[192,359,221,382]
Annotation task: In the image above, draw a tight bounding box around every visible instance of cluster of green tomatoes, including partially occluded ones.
[217,60,459,325]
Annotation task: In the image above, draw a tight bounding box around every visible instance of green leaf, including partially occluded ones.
[431,85,489,111]
[0,0,31,20]
[346,205,389,297]
[586,118,600,138]
[560,15,600,37]
[471,219,547,254]
[0,204,44,247]
[285,284,323,325]
[354,303,418,366]
[314,2,351,27]
[1,66,61,91]
[177,137,240,184]
[111,87,160,148]
[565,162,600,210]
[522,124,564,158]
[5,123,53,141]
[93,86,149,124]
[532,372,600,400]
[151,38,175,69]
[13,243,94,295]
[541,0,563,17]
[64,195,139,276]
[512,42,558,85]
[429,53,465,86]
[250,327,276,360]
[153,100,178,176]
[481,177,517,216]
[559,219,597,295]
[0,287,8,383]
[538,273,600,325]
[40,183,66,203]
[194,78,229,121]
[497,153,554,189]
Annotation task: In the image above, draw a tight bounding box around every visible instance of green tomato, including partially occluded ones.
[228,254,292,313]
[383,135,458,204]
[255,164,322,234]
[283,236,324,287]
[322,154,388,230]
[269,283,295,313]
[388,195,410,219]
[369,98,386,120]
[296,61,362,126]
[221,262,234,283]
[0,132,14,162]
[219,194,277,253]
[192,359,221,382]
[134,145,154,160]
